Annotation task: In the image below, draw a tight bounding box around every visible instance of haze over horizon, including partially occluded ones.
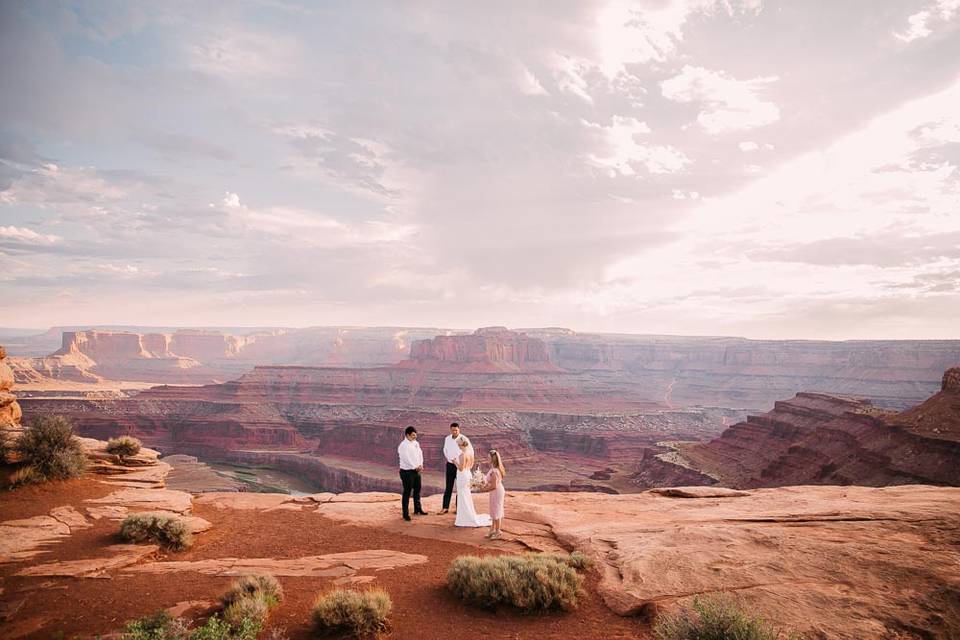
[2,1,959,340]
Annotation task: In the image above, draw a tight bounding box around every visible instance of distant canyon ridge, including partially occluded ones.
[7,325,960,493]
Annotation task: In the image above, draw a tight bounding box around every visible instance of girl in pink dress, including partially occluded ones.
[484,450,506,540]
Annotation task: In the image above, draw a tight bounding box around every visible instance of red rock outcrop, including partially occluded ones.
[405,327,560,373]
[679,373,960,488]
[0,346,23,428]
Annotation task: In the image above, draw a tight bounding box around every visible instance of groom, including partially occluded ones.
[398,426,427,521]
[439,422,461,514]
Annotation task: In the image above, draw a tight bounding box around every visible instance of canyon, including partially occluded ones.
[7,326,959,412]
[11,327,960,495]
[672,366,960,488]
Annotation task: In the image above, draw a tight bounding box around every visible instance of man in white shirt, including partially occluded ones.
[398,425,427,521]
[440,422,462,514]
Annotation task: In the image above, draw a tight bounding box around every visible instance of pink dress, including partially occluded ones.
[487,469,505,519]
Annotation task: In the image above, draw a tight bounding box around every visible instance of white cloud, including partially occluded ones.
[738,141,759,151]
[595,0,764,78]
[517,66,549,96]
[188,27,300,76]
[894,0,960,42]
[209,192,416,246]
[0,225,60,245]
[586,116,691,175]
[661,65,780,134]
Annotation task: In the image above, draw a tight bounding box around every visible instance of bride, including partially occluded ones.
[454,436,492,528]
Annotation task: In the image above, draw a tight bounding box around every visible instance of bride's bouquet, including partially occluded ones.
[469,467,486,491]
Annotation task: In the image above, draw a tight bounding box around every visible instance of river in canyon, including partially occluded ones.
[162,454,323,496]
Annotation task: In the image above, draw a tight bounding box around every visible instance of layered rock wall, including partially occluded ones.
[0,346,23,428]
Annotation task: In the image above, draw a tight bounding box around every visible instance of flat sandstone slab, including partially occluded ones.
[15,544,159,577]
[124,549,427,577]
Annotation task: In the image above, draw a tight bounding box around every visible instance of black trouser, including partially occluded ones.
[442,461,457,510]
[400,469,422,517]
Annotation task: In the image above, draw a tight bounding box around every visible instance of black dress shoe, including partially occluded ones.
[414,510,429,516]
[403,514,412,521]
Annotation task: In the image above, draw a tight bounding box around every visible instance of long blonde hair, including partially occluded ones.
[489,449,506,477]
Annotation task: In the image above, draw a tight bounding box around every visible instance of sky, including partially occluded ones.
[1,0,959,339]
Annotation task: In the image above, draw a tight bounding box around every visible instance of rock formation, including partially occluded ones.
[405,327,560,372]
[7,326,959,410]
[676,371,960,488]
[0,346,23,429]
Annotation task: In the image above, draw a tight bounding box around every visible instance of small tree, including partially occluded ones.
[15,415,86,483]
[106,435,142,463]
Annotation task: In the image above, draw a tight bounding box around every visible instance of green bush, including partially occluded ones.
[119,513,193,551]
[653,595,791,640]
[123,610,260,640]
[311,588,391,638]
[107,435,143,462]
[15,415,86,482]
[123,610,189,639]
[446,553,585,611]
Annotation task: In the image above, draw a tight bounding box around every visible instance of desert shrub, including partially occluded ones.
[123,610,260,640]
[123,610,189,639]
[221,574,284,609]
[219,574,282,630]
[119,513,193,550]
[446,553,585,611]
[223,596,268,629]
[15,415,86,482]
[107,435,142,462]
[653,595,789,640]
[311,588,392,638]
[535,551,593,571]
[8,465,43,488]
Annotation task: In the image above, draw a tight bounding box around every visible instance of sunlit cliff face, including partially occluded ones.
[1,1,958,339]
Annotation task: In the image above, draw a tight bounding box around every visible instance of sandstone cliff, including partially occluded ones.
[678,369,960,488]
[0,346,23,428]
[405,327,560,373]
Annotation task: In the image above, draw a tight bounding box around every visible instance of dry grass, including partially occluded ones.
[311,588,392,638]
[446,553,586,611]
[8,465,43,488]
[119,513,193,551]
[653,595,795,640]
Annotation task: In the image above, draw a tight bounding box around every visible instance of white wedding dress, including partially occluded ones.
[454,448,492,528]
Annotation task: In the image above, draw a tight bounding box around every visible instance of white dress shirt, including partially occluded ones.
[398,438,424,470]
[443,434,462,465]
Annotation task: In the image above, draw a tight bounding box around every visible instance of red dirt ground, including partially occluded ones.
[0,477,650,639]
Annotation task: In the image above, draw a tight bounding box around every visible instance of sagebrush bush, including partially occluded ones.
[15,415,86,482]
[311,588,391,638]
[119,513,193,550]
[123,610,260,640]
[221,574,284,609]
[653,595,789,640]
[223,596,268,630]
[107,435,142,461]
[446,553,585,611]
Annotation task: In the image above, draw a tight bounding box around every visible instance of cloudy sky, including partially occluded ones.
[1,0,959,339]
